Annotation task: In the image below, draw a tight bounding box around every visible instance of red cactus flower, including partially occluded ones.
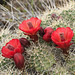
[1,39,24,58]
[14,53,25,69]
[51,27,74,54]
[19,17,41,42]
[43,27,54,42]
[19,17,41,35]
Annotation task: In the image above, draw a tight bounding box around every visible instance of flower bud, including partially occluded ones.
[51,14,57,19]
[43,27,54,42]
[19,38,30,47]
[39,27,45,37]
[57,16,63,20]
[43,33,51,42]
[14,53,25,69]
[44,27,54,34]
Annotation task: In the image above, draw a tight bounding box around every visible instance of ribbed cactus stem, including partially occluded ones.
[29,43,55,73]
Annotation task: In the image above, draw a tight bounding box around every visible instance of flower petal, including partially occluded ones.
[1,46,14,58]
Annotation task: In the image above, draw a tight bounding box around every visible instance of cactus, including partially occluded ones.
[0,1,75,75]
[66,44,75,75]
[27,41,55,74]
[51,64,70,75]
[67,59,75,75]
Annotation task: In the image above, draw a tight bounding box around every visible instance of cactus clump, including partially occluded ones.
[28,43,55,74]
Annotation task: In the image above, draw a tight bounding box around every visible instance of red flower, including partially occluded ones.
[51,27,74,54]
[1,39,24,58]
[14,53,25,69]
[19,17,41,35]
[19,17,41,42]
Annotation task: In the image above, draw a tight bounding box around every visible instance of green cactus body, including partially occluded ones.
[29,43,55,73]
